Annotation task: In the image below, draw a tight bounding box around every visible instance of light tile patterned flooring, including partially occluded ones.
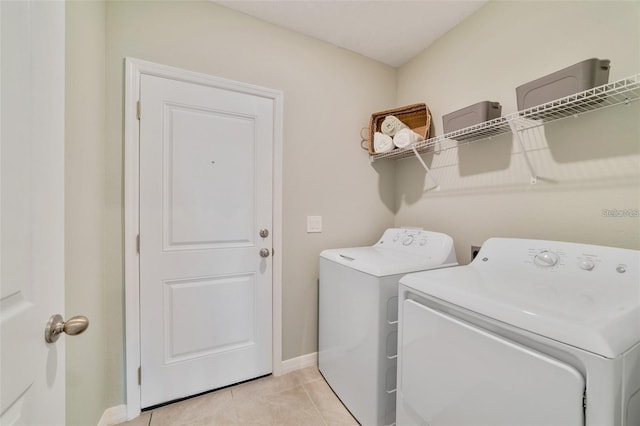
[117,367,359,426]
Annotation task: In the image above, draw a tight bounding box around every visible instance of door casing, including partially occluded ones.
[123,57,283,420]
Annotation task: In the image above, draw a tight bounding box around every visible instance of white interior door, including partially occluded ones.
[398,299,585,426]
[139,74,274,408]
[0,1,66,424]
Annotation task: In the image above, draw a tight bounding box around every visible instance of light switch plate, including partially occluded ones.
[307,216,322,233]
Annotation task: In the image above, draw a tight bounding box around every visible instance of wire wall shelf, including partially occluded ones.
[370,73,640,163]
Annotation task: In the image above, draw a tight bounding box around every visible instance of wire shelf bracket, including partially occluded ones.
[410,144,440,191]
[507,119,538,184]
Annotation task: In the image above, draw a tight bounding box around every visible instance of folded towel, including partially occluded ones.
[381,115,408,137]
[373,132,394,153]
[393,128,422,148]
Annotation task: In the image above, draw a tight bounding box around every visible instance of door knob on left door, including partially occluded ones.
[45,314,89,343]
[259,248,270,258]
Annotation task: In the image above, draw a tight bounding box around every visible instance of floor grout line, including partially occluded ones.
[301,381,329,426]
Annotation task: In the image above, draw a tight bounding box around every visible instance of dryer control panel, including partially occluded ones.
[473,237,637,277]
[527,248,610,272]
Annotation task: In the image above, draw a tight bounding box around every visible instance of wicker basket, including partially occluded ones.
[362,103,432,154]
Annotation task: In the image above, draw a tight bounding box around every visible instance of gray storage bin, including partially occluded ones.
[442,101,502,134]
[516,58,610,110]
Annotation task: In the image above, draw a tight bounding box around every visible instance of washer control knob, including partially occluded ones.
[419,238,427,246]
[534,250,559,267]
[616,265,626,274]
[402,236,414,246]
[578,259,595,271]
[393,233,400,242]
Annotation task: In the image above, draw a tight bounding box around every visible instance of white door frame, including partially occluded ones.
[123,57,283,420]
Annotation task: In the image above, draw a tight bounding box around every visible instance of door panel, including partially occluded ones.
[399,299,585,426]
[0,0,65,424]
[165,105,255,249]
[164,273,256,363]
[139,74,273,408]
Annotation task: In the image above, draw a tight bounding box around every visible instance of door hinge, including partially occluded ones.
[136,234,140,254]
[583,390,587,409]
[138,366,142,385]
[136,100,141,120]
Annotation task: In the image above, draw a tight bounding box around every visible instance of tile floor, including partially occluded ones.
[117,367,358,426]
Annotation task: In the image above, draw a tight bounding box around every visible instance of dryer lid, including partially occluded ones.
[400,238,640,358]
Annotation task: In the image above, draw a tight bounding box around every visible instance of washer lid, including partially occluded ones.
[320,228,457,277]
[400,238,640,358]
[321,247,456,277]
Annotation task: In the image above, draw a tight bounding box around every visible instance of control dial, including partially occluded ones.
[578,259,595,271]
[402,236,414,246]
[534,250,559,268]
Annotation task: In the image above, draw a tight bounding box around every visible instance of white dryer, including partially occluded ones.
[396,238,640,426]
[319,228,457,426]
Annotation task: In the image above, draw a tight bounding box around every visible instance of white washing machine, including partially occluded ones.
[319,228,457,426]
[396,237,640,426]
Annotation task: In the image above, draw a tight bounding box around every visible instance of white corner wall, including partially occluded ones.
[395,1,640,263]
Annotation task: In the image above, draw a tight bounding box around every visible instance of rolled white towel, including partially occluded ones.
[393,128,422,148]
[373,132,394,153]
[381,115,408,137]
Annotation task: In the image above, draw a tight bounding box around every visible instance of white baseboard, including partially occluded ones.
[97,404,127,426]
[280,352,318,375]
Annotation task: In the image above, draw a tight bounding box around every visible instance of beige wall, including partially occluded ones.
[105,0,397,360]
[395,0,640,264]
[65,1,109,425]
[67,1,395,424]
